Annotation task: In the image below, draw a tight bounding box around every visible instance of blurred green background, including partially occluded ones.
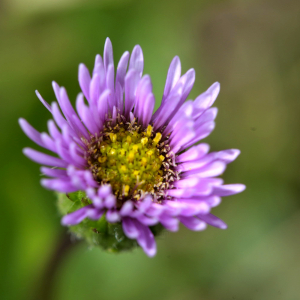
[1,0,300,299]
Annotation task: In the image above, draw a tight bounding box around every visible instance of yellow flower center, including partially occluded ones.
[87,124,166,200]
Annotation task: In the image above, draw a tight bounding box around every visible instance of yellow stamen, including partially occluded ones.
[153,132,162,145]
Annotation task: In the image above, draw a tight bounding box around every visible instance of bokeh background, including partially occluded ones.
[1,0,300,299]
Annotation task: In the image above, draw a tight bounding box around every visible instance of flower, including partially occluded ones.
[19,38,245,257]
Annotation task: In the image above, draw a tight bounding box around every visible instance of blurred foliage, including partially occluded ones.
[0,0,300,299]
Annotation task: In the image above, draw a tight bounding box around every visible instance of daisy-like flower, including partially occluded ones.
[19,38,245,257]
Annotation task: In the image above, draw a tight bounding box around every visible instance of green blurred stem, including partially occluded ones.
[33,231,81,300]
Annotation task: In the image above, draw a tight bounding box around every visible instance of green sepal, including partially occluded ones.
[57,191,164,253]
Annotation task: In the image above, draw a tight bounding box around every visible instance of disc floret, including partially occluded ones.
[86,121,168,202]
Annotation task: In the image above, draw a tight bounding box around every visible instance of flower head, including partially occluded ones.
[20,38,245,257]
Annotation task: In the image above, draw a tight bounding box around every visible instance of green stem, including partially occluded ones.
[33,231,81,300]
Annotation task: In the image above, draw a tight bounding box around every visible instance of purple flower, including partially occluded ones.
[19,38,245,257]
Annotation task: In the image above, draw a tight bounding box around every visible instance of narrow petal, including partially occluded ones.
[213,184,246,196]
[120,201,134,216]
[51,102,68,130]
[40,167,68,179]
[197,213,227,229]
[106,64,115,109]
[153,90,183,130]
[176,143,210,163]
[23,148,67,168]
[19,118,45,148]
[129,45,144,77]
[61,205,93,225]
[78,64,91,100]
[122,217,139,239]
[106,210,120,223]
[35,90,52,112]
[93,54,103,75]
[76,94,99,135]
[159,213,179,231]
[179,216,207,231]
[182,121,215,150]
[40,133,56,152]
[103,37,114,71]
[217,149,241,163]
[41,178,77,193]
[124,69,140,117]
[193,82,220,117]
[89,74,101,105]
[163,56,181,101]
[116,51,130,90]
[135,221,157,257]
[183,161,226,178]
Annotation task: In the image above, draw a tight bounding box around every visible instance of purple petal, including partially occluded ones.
[106,210,120,223]
[135,75,152,122]
[142,94,155,128]
[104,194,116,209]
[176,199,210,216]
[41,178,77,193]
[217,149,241,163]
[174,177,200,189]
[55,140,74,166]
[19,118,45,148]
[145,203,165,217]
[153,89,182,130]
[51,102,68,130]
[163,101,194,136]
[179,216,207,231]
[213,184,246,196]
[122,217,140,239]
[177,152,218,173]
[76,94,99,135]
[197,213,227,229]
[136,214,158,226]
[116,51,130,90]
[137,195,153,213]
[78,64,91,100]
[23,148,67,168]
[170,126,196,154]
[69,142,87,168]
[93,54,103,75]
[86,188,103,208]
[89,74,101,105]
[159,213,179,231]
[163,56,181,101]
[193,82,220,116]
[120,201,134,216]
[135,221,157,257]
[35,90,52,112]
[185,161,226,178]
[129,45,144,77]
[194,108,218,128]
[176,143,210,163]
[40,167,68,179]
[103,37,114,71]
[124,69,140,117]
[106,64,115,109]
[180,69,195,103]
[40,133,56,152]
[97,89,110,121]
[167,182,212,198]
[61,205,93,225]
[98,185,112,198]
[183,121,215,150]
[87,208,104,221]
[48,120,62,140]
